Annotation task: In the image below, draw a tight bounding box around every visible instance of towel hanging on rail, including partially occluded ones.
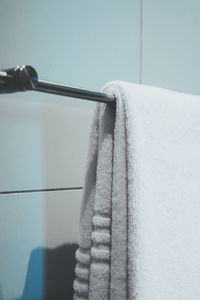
[73,80,200,300]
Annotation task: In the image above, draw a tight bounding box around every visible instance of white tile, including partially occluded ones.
[43,189,82,247]
[142,0,200,95]
[0,189,82,299]
[0,0,140,192]
[0,93,95,191]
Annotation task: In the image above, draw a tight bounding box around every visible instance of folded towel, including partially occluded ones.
[73,81,200,300]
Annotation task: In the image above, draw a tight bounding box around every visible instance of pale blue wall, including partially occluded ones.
[0,0,140,88]
[142,0,200,95]
[0,1,140,299]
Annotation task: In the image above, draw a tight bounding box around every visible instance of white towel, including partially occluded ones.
[73,81,200,300]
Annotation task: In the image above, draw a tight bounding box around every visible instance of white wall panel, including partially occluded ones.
[0,93,94,191]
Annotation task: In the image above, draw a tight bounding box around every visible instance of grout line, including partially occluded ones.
[140,0,143,84]
[0,187,83,195]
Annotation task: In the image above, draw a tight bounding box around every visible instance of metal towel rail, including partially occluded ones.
[0,65,116,104]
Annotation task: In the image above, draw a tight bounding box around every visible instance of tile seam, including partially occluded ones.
[0,187,83,195]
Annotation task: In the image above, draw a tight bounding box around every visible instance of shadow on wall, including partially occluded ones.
[11,243,78,300]
[0,286,4,300]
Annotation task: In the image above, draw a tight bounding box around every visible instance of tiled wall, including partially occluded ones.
[0,0,199,299]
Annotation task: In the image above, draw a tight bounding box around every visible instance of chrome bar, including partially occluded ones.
[35,79,115,104]
[0,65,116,104]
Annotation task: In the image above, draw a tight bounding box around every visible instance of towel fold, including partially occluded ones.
[73,81,200,300]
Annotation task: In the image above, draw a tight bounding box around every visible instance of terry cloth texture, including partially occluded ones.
[73,81,200,300]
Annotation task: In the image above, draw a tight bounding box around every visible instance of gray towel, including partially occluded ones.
[73,81,135,300]
[73,81,200,300]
